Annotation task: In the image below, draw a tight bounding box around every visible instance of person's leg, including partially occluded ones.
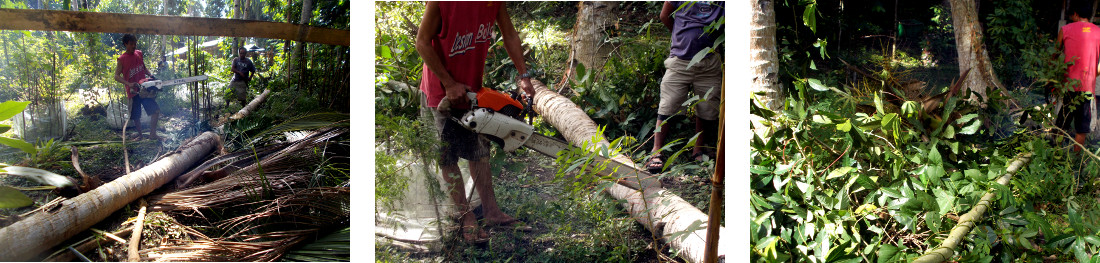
[146,98,162,140]
[439,162,482,240]
[691,54,724,159]
[430,103,486,241]
[651,116,672,153]
[233,81,248,107]
[129,97,143,138]
[1073,93,1093,152]
[651,56,692,168]
[470,156,516,225]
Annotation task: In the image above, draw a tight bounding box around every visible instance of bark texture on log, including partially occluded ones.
[607,186,727,263]
[530,80,660,189]
[0,9,348,46]
[913,153,1033,263]
[0,132,221,261]
[230,88,271,120]
[949,0,1003,104]
[750,0,781,136]
[529,79,725,263]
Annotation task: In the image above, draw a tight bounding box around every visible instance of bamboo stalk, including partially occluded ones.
[0,132,221,261]
[913,152,1034,263]
[703,76,725,263]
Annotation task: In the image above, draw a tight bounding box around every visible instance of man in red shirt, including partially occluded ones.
[416,1,535,243]
[1058,3,1100,152]
[113,34,160,141]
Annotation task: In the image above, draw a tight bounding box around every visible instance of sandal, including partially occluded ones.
[644,153,664,174]
[462,225,490,244]
[487,219,533,232]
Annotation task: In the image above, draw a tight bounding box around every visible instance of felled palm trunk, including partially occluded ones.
[0,132,221,261]
[530,80,726,263]
[230,88,271,120]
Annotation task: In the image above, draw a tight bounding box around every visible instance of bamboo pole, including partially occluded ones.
[0,132,221,261]
[529,80,725,263]
[913,152,1034,263]
[0,9,349,46]
[703,76,725,263]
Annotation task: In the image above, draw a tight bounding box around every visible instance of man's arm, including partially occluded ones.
[660,2,674,31]
[114,59,128,87]
[230,58,244,77]
[497,5,534,97]
[416,1,470,103]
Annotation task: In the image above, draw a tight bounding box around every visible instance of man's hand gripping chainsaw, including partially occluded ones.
[439,87,662,190]
[438,88,535,152]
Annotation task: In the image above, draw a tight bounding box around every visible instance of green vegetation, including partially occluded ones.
[376,2,721,262]
[753,0,1100,261]
[0,0,349,261]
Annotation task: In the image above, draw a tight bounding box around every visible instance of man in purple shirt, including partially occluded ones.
[646,1,724,173]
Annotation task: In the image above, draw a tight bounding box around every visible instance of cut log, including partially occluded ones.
[530,80,660,189]
[529,80,726,263]
[230,89,271,121]
[0,132,222,261]
[0,9,348,46]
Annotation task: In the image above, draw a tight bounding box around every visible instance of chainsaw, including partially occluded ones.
[442,87,661,190]
[134,75,209,98]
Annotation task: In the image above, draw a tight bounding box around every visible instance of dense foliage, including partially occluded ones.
[754,0,1100,261]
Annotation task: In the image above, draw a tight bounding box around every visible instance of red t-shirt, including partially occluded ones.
[1063,21,1100,92]
[419,1,501,108]
[118,50,149,98]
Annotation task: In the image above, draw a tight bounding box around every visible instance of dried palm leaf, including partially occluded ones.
[154,128,346,211]
[146,188,348,261]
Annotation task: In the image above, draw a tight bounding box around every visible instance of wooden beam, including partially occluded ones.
[0,9,349,46]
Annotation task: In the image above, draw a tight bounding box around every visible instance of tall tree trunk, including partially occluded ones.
[530,79,726,263]
[287,0,312,90]
[950,0,1003,105]
[0,132,222,261]
[750,0,781,136]
[570,1,619,75]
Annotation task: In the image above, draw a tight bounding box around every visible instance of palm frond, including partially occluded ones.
[155,128,347,210]
[250,112,349,146]
[282,227,350,262]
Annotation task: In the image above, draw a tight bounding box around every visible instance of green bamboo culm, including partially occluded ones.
[913,152,1034,263]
